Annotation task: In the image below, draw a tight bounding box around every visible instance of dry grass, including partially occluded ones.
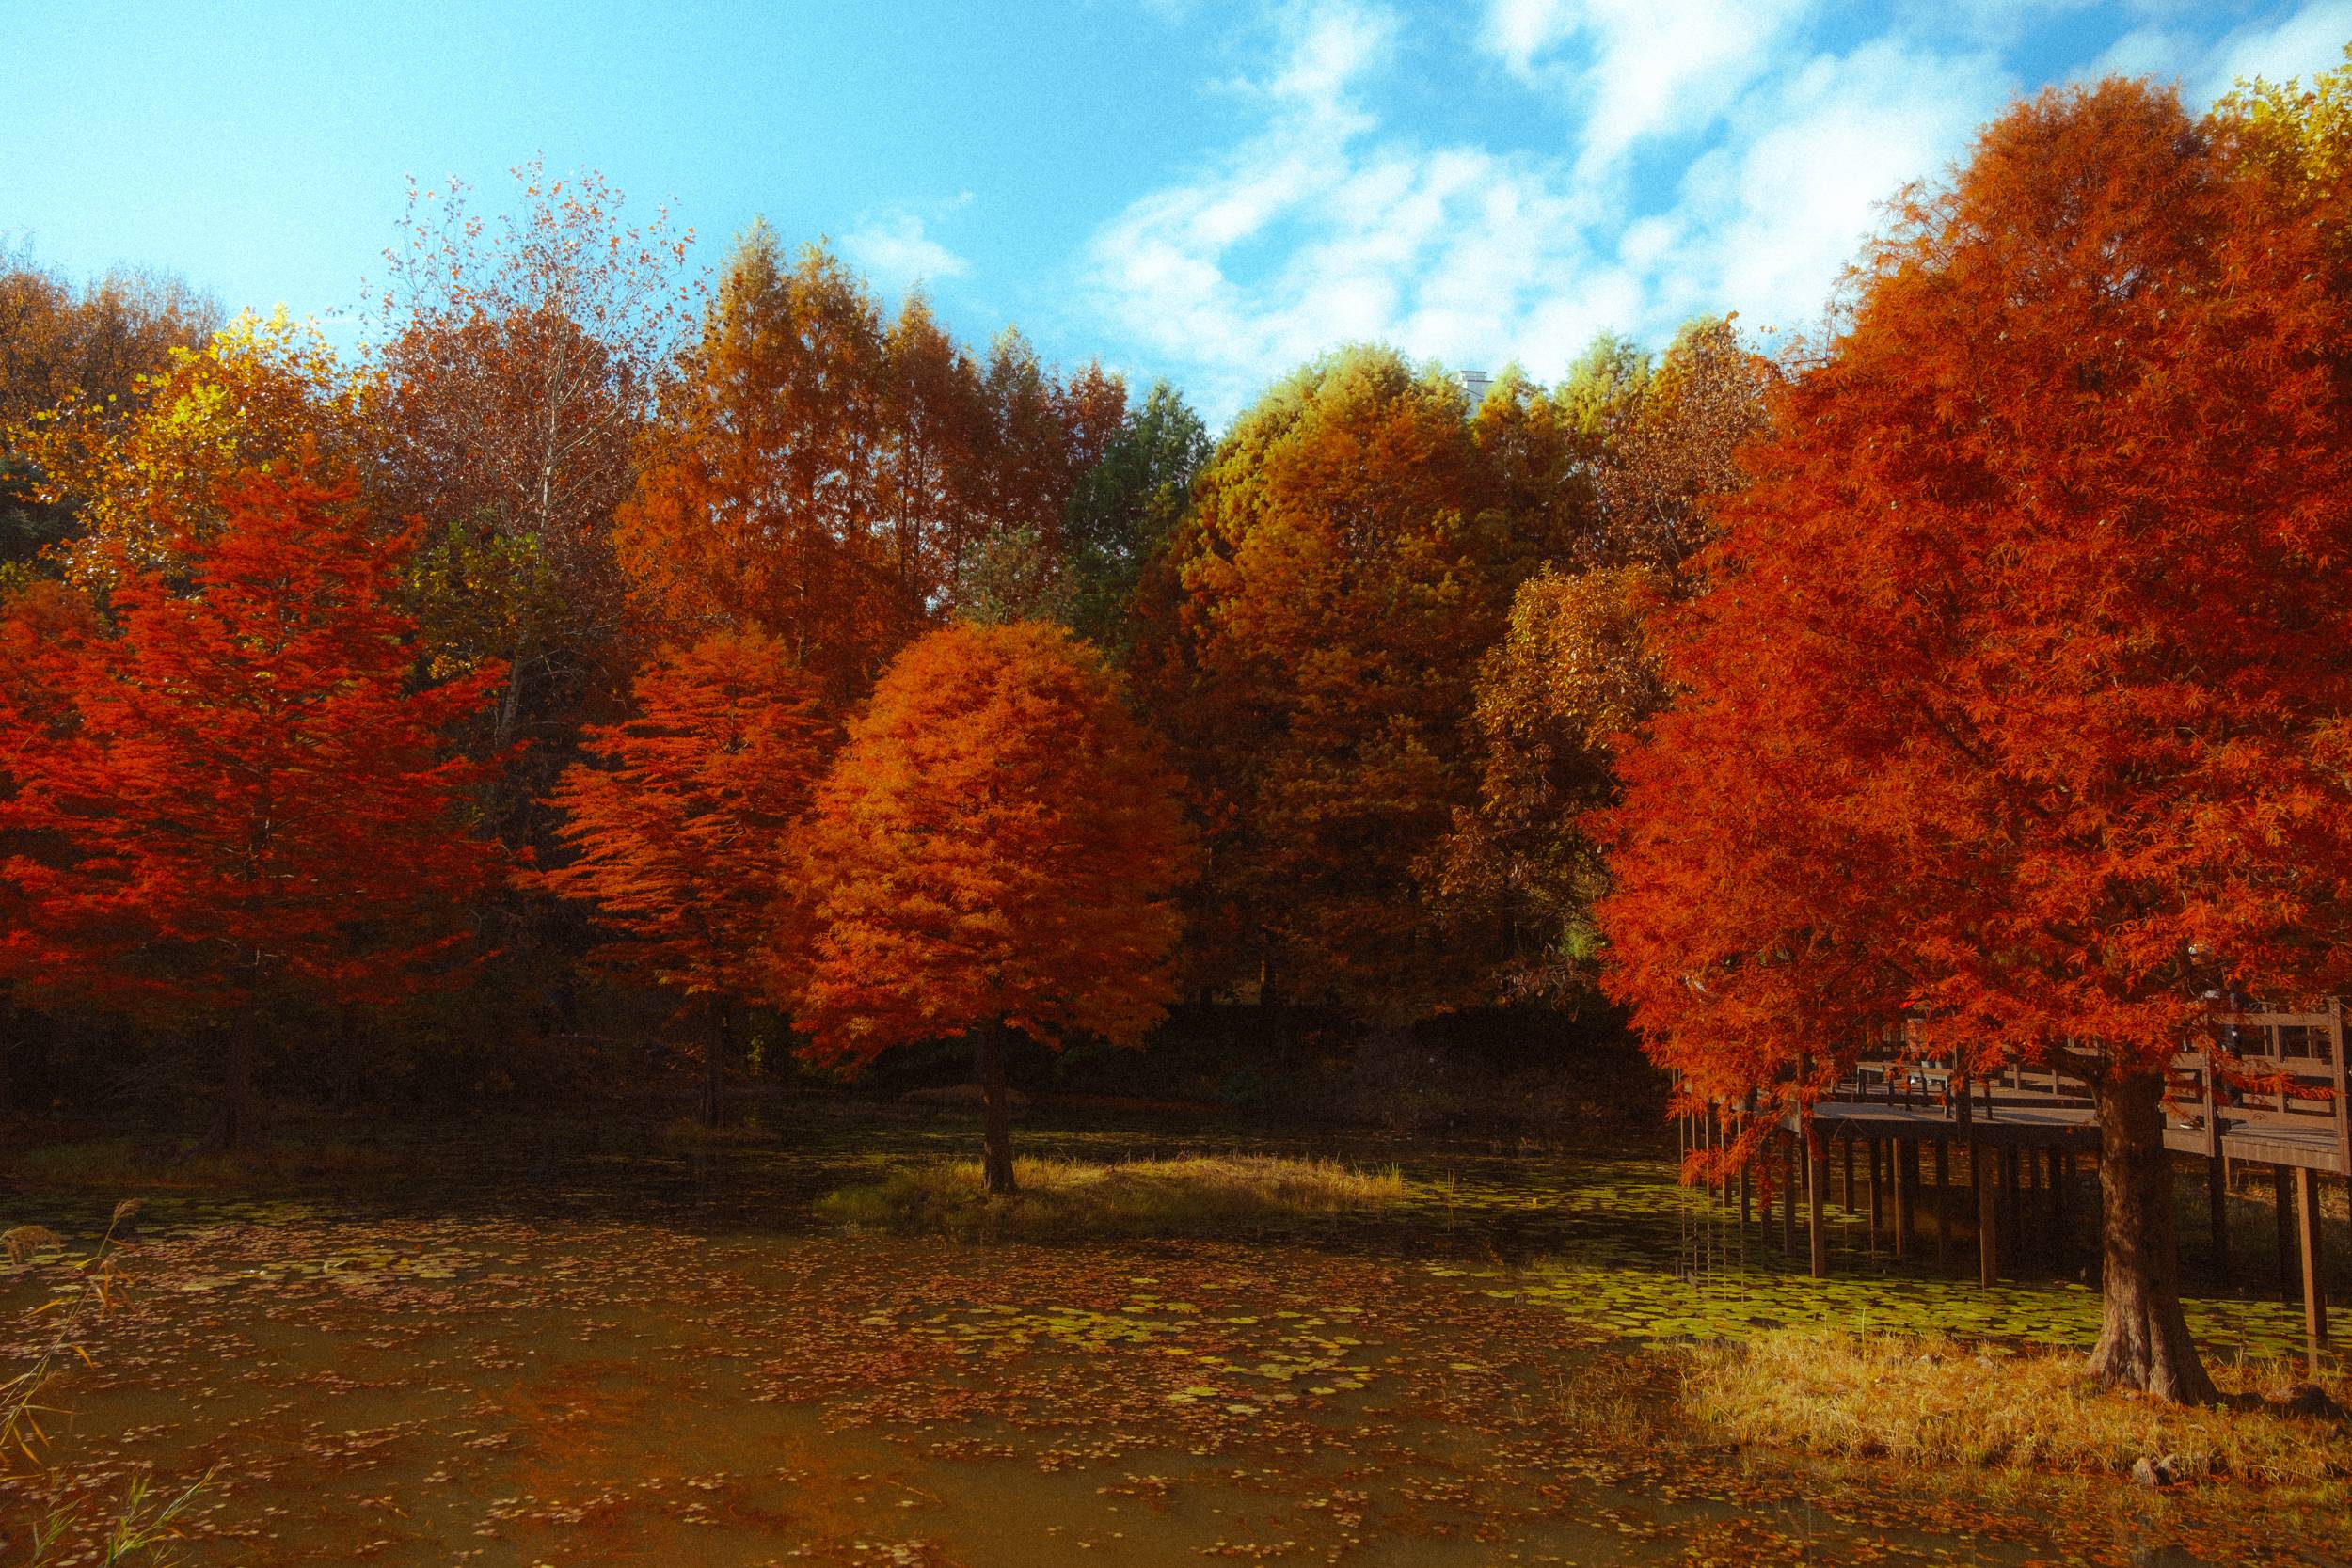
[652,1117,779,1148]
[818,1153,1410,1240]
[5,1136,405,1191]
[1686,1329,2352,1485]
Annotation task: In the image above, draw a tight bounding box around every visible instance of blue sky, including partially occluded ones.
[6,1,2347,421]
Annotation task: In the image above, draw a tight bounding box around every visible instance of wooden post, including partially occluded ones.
[1934,1139,1950,1266]
[2331,999,2350,1184]
[1842,1135,1856,1216]
[2296,1165,2328,1368]
[1712,1104,1731,1212]
[2002,1145,2023,1269]
[1894,1137,1912,1259]
[1975,1136,1998,1286]
[2202,1041,2230,1281]
[2051,1148,2071,1272]
[1781,1130,1796,1258]
[1867,1138,1883,1255]
[1740,1092,1756,1227]
[1807,1128,1829,1279]
[2275,1163,2296,1307]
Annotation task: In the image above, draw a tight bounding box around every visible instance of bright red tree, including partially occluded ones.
[0,466,502,1145]
[533,629,829,1126]
[1597,81,2352,1401]
[796,620,1196,1192]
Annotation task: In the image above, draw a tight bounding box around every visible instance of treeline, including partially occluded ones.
[0,151,1753,1134]
[9,57,2347,1271]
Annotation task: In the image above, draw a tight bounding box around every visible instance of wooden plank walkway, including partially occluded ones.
[1713,1005,2348,1367]
[1800,1080,2346,1173]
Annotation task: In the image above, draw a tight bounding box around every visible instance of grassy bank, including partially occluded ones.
[818,1153,1411,1240]
[0,1132,413,1192]
[1686,1329,2352,1485]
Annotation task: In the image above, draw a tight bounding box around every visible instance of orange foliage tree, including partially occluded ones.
[0,467,502,1146]
[533,630,829,1126]
[615,229,1125,703]
[1597,81,2352,1401]
[796,620,1195,1192]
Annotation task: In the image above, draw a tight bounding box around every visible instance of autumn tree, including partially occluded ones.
[373,160,692,774]
[13,309,372,591]
[1435,564,1666,999]
[0,466,501,1146]
[1597,80,2352,1401]
[0,249,218,572]
[618,230,925,695]
[796,620,1195,1193]
[616,228,1127,703]
[1142,347,1584,1012]
[1057,380,1211,652]
[533,630,829,1126]
[1435,324,1772,1000]
[1582,316,1772,582]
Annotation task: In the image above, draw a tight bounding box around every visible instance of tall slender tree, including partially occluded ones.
[0,250,219,573]
[533,629,829,1126]
[616,229,1129,704]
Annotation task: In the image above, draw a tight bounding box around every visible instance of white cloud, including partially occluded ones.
[840,213,968,291]
[1089,0,1642,413]
[2088,25,2198,84]
[2088,2,2351,103]
[1483,0,1820,175]
[1081,0,2307,422]
[2198,0,2352,101]
[1658,37,2010,336]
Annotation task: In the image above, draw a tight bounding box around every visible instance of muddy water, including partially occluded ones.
[1,1116,2343,1566]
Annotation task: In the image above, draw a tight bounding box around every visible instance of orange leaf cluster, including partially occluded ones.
[1599,80,2352,1113]
[0,465,501,1021]
[534,628,828,1005]
[613,231,1124,703]
[796,620,1196,1067]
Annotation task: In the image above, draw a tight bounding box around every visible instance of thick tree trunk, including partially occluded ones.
[2086,1071,2217,1403]
[699,1000,732,1130]
[977,1022,1017,1196]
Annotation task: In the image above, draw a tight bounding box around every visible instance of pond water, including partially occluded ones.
[1,1112,2344,1566]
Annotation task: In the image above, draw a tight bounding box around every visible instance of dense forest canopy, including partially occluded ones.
[4,60,2351,1401]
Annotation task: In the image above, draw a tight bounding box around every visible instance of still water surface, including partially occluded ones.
[2,1114,2342,1565]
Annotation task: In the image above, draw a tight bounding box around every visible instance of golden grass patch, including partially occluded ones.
[818,1153,1410,1240]
[1686,1328,2351,1485]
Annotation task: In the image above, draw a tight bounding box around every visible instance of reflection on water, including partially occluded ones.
[0,1112,2335,1566]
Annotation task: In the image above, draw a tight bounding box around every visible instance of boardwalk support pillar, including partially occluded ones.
[1975,1136,1998,1287]
[1769,1132,1788,1259]
[1893,1137,1912,1259]
[1867,1137,1883,1254]
[2297,1166,2329,1367]
[1806,1128,1829,1279]
[2275,1164,2296,1307]
[1934,1140,1950,1266]
[2052,1148,2072,1272]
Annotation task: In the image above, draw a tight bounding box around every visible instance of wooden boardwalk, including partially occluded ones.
[1703,1006,2348,1367]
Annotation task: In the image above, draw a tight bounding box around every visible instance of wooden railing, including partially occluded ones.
[1820,1004,2349,1173]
